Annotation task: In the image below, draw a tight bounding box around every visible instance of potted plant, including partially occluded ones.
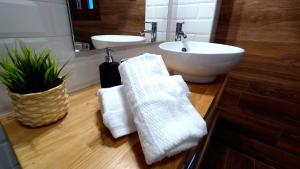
[0,42,70,127]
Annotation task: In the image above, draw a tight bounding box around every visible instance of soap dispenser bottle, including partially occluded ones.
[99,48,121,88]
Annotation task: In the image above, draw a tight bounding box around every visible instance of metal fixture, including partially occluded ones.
[140,22,157,43]
[74,42,90,52]
[175,22,187,41]
[105,47,114,62]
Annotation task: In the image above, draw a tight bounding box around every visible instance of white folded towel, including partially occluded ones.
[98,85,135,138]
[98,75,190,138]
[118,53,207,164]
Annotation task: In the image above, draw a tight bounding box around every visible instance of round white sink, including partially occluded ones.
[91,35,146,49]
[159,41,245,83]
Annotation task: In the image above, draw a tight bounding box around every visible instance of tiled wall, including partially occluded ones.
[145,0,169,42]
[0,0,73,112]
[0,0,102,113]
[145,0,220,42]
[0,0,74,60]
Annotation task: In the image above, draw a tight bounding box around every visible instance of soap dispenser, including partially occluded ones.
[99,48,121,88]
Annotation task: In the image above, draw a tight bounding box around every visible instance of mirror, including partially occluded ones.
[66,0,150,52]
[66,0,219,53]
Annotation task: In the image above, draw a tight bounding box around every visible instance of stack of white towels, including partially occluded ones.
[97,53,207,165]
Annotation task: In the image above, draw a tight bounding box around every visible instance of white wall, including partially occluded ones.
[145,0,169,42]
[145,0,220,42]
[0,0,103,114]
[0,0,74,113]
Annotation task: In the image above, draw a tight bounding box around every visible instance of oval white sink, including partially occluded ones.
[159,41,245,83]
[91,35,146,49]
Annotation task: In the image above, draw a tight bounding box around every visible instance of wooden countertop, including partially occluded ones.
[0,80,224,169]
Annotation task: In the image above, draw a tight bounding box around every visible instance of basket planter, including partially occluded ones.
[8,82,69,127]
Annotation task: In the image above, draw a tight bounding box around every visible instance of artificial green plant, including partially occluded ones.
[0,41,69,94]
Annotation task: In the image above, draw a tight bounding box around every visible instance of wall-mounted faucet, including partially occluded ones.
[140,22,157,43]
[175,22,187,41]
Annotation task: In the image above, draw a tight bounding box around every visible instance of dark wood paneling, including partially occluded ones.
[277,131,300,156]
[215,0,300,43]
[202,140,278,169]
[226,149,254,169]
[201,141,230,169]
[203,0,300,168]
[255,161,276,169]
[218,108,284,145]
[214,119,300,169]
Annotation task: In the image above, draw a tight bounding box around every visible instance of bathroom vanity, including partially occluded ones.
[0,77,226,169]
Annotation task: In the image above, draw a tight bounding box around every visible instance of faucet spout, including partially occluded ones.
[175,31,187,41]
[141,22,157,43]
[140,30,152,36]
[175,22,187,41]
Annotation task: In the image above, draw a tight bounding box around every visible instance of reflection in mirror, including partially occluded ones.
[66,0,147,51]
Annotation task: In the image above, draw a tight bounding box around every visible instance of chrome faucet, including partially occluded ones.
[175,22,187,41]
[140,22,157,43]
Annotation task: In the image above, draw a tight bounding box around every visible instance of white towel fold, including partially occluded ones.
[98,75,190,138]
[118,53,207,164]
[98,85,135,138]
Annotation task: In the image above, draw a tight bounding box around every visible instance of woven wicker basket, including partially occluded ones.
[8,82,69,127]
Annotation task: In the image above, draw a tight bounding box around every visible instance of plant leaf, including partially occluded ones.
[0,40,70,94]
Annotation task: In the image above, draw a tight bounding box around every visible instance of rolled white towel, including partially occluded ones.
[118,53,207,164]
[98,75,191,138]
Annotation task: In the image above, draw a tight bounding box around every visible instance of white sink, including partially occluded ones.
[91,35,146,49]
[159,41,245,83]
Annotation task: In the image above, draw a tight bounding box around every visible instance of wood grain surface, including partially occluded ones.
[205,0,300,168]
[0,80,223,169]
[202,139,276,169]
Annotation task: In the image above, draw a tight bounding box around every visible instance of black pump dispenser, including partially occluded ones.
[99,48,121,88]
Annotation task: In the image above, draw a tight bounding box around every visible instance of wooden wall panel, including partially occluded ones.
[213,119,300,169]
[72,0,145,47]
[210,0,300,168]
